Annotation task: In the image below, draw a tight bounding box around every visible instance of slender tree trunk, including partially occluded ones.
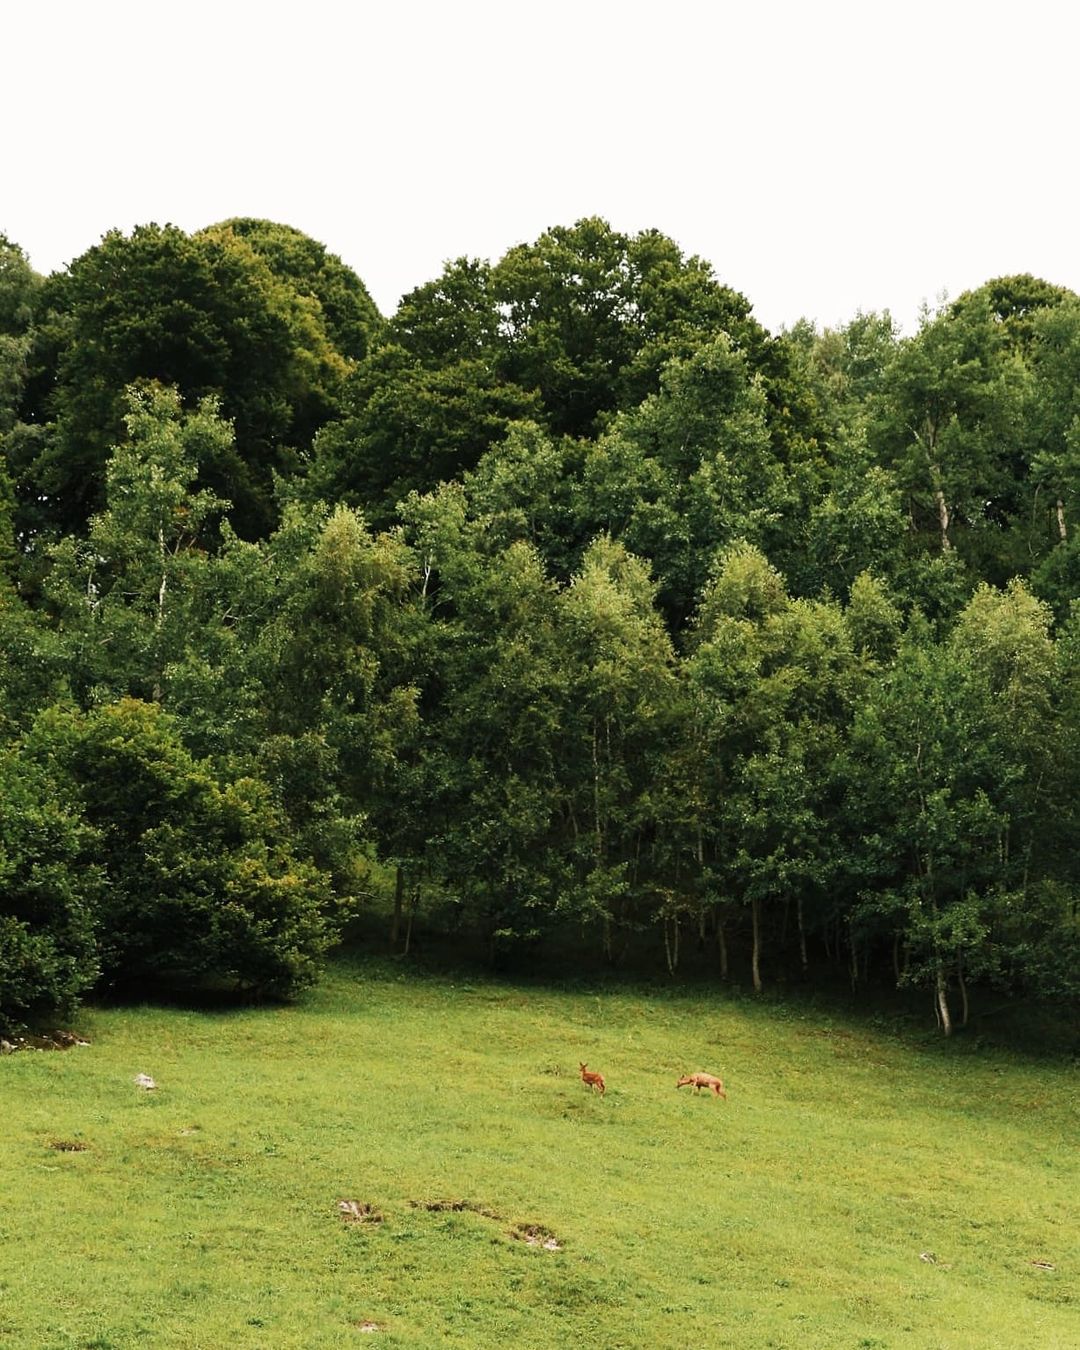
[390,865,405,945]
[916,418,951,553]
[935,959,953,1037]
[716,914,728,981]
[751,897,762,994]
[934,485,952,552]
[797,895,808,975]
[663,912,680,975]
[153,527,168,703]
[892,931,902,985]
[1056,498,1067,543]
[849,922,859,991]
[403,883,419,957]
[957,957,969,1028]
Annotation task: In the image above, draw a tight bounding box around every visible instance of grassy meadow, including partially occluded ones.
[1,956,1076,1348]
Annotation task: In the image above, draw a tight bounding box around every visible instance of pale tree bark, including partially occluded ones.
[957,957,969,1029]
[935,959,953,1037]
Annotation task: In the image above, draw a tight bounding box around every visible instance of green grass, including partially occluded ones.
[2,958,1076,1348]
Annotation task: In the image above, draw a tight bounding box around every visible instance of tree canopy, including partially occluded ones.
[2,217,1078,1036]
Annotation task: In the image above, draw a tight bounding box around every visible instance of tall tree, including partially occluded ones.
[14,223,363,539]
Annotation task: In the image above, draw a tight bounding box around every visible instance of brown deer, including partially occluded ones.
[677,1072,726,1098]
[579,1062,606,1095]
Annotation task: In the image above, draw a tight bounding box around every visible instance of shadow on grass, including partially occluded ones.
[331,918,1080,1065]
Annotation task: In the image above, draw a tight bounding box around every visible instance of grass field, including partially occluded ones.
[2,956,1076,1348]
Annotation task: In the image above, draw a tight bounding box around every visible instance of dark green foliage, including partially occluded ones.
[12,221,368,539]
[0,749,100,1031]
[213,216,383,362]
[27,700,332,998]
[306,217,779,518]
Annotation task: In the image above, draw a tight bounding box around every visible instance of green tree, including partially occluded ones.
[27,699,332,998]
[15,223,358,539]
[559,536,678,961]
[687,544,858,989]
[840,582,1067,1031]
[0,746,101,1031]
[212,217,382,362]
[44,384,230,706]
[307,218,774,517]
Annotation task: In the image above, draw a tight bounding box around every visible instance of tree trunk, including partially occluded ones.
[403,883,419,957]
[797,895,808,975]
[957,957,969,1028]
[716,915,728,981]
[849,922,859,991]
[664,913,680,975]
[751,897,762,994]
[935,960,953,1036]
[390,865,405,945]
[1057,498,1067,543]
[934,485,952,552]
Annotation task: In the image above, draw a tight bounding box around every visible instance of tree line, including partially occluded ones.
[2,217,1078,1034]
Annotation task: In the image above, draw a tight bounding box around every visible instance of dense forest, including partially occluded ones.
[2,217,1079,1036]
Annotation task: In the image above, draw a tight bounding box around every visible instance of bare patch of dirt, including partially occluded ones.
[352,1320,382,1333]
[411,1198,503,1220]
[338,1200,383,1225]
[411,1199,563,1250]
[510,1223,562,1250]
[49,1139,89,1153]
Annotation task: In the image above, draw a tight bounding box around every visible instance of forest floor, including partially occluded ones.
[1,955,1076,1348]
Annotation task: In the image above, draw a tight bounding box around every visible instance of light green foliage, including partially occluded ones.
[44,384,230,706]
[687,545,862,985]
[560,537,679,945]
[212,217,382,362]
[1,965,1076,1347]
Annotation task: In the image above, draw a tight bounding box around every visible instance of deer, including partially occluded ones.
[579,1062,606,1095]
[677,1072,726,1098]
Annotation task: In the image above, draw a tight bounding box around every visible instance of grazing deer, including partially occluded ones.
[677,1072,726,1098]
[579,1062,606,1095]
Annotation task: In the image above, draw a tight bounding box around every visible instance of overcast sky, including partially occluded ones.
[5,1,1077,335]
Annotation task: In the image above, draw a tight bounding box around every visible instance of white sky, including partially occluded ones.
[4,1,1077,335]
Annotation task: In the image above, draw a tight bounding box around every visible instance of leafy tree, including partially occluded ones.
[559,536,678,960]
[211,217,382,362]
[687,544,858,989]
[0,746,101,1031]
[27,699,332,997]
[307,218,774,517]
[582,337,783,627]
[840,582,1067,1030]
[14,223,358,539]
[44,384,230,706]
[0,234,43,579]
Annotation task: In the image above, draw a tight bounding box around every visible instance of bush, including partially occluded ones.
[26,699,333,999]
[0,750,100,1031]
